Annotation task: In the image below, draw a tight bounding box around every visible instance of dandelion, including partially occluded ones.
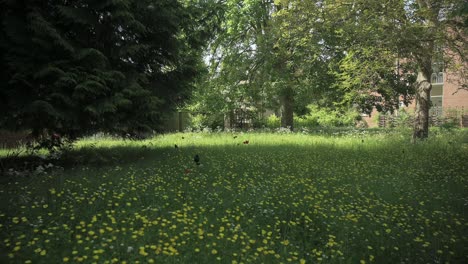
[139,247,148,256]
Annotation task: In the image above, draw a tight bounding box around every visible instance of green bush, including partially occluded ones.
[393,108,413,128]
[266,114,281,128]
[189,113,224,130]
[295,105,359,128]
[443,108,462,128]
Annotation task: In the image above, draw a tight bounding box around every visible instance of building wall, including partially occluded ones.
[361,111,378,128]
[361,70,467,128]
[443,72,468,110]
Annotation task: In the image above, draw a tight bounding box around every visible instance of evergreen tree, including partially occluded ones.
[0,0,208,138]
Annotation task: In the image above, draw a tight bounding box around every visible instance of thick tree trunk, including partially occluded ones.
[280,86,294,130]
[413,71,432,141]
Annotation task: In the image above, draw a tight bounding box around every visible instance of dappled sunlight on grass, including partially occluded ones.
[0,130,467,263]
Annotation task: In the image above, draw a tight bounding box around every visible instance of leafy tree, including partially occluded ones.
[192,0,275,128]
[195,0,338,130]
[0,0,208,138]
[323,0,467,139]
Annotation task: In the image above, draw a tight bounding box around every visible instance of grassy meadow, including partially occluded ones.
[0,129,467,263]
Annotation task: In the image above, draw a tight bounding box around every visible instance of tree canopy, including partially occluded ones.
[0,0,216,138]
[193,0,467,138]
[1,0,466,139]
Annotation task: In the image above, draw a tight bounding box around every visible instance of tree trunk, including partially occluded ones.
[280,86,294,130]
[413,70,432,141]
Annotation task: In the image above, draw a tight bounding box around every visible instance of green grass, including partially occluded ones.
[1,130,467,263]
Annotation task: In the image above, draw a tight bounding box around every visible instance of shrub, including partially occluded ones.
[189,113,224,131]
[295,105,359,128]
[442,108,462,128]
[266,114,281,128]
[393,108,413,128]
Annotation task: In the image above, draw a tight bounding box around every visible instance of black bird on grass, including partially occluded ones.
[194,154,200,165]
[175,144,178,149]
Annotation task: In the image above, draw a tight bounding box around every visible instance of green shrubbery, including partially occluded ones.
[189,104,361,130]
[374,107,464,129]
[266,105,361,130]
[188,113,224,131]
[266,114,281,128]
[294,105,360,128]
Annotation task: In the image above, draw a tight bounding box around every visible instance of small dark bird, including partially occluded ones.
[175,144,178,149]
[233,136,238,139]
[194,154,200,165]
[243,140,249,144]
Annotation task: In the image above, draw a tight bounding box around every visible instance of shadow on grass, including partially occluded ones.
[1,130,466,180]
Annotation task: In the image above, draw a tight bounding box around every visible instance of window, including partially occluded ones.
[431,72,443,84]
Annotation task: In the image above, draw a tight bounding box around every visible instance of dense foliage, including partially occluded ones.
[190,0,344,130]
[0,0,466,138]
[190,0,467,138]
[0,0,211,138]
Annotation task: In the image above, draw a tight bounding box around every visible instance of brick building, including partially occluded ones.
[362,66,468,128]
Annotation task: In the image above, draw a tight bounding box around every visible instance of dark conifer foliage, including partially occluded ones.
[0,0,209,138]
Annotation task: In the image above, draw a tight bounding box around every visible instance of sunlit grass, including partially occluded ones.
[1,129,467,263]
